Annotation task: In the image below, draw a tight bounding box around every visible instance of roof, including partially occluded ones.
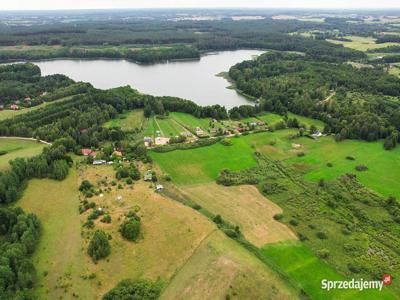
[81,148,93,156]
[113,150,123,157]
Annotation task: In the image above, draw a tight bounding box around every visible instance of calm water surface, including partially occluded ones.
[34,50,264,108]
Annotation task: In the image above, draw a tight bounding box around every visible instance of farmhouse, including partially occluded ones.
[144,136,153,147]
[311,130,324,138]
[10,104,19,110]
[155,136,170,145]
[81,148,96,157]
[113,150,123,157]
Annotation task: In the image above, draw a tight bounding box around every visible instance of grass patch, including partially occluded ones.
[0,138,46,170]
[149,137,258,185]
[262,241,396,300]
[327,36,400,52]
[287,136,400,198]
[103,109,144,131]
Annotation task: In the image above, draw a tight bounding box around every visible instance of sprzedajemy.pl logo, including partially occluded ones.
[321,274,392,292]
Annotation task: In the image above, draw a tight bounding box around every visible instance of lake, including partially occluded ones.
[34,50,264,108]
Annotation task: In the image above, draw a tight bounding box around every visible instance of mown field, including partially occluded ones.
[180,183,297,246]
[149,137,258,185]
[18,162,299,299]
[327,35,400,52]
[262,241,396,300]
[103,109,145,131]
[287,136,400,198]
[0,138,46,170]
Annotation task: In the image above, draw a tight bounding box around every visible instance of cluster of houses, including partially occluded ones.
[81,148,124,165]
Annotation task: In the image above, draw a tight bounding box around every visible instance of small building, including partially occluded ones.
[156,184,164,192]
[10,104,19,110]
[210,128,217,134]
[93,160,106,165]
[81,148,96,157]
[144,136,153,147]
[144,171,153,181]
[249,122,258,127]
[181,131,192,137]
[155,137,170,146]
[311,130,323,138]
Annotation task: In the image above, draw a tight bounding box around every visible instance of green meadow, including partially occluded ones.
[262,241,396,300]
[169,112,211,131]
[103,109,144,131]
[149,137,258,185]
[0,138,46,170]
[157,117,186,137]
[287,137,400,198]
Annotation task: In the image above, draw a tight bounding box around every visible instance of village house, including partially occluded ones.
[143,136,153,147]
[112,150,123,157]
[81,148,96,157]
[10,104,19,110]
[155,136,170,146]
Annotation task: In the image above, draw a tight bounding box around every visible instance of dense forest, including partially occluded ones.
[0,16,370,63]
[0,63,91,107]
[229,51,400,148]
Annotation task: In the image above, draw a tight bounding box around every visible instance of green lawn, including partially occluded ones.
[156,117,186,137]
[143,116,159,137]
[287,112,325,130]
[170,112,211,131]
[262,241,396,300]
[103,109,144,131]
[0,138,46,170]
[287,137,400,198]
[327,35,400,52]
[256,112,285,126]
[149,137,258,185]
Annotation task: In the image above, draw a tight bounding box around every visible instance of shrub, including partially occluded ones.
[120,216,141,242]
[317,249,330,259]
[316,231,327,239]
[289,219,299,226]
[101,214,112,224]
[273,213,283,220]
[355,165,368,171]
[88,230,111,261]
[102,279,162,300]
[220,138,233,146]
[346,156,355,160]
[297,152,305,157]
[213,214,223,224]
[326,162,333,167]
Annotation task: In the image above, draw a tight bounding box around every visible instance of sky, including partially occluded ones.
[1,0,400,10]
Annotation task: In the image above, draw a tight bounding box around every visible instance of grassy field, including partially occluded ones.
[170,112,211,131]
[103,109,145,131]
[18,167,93,300]
[149,137,258,185]
[287,136,400,198]
[157,117,188,137]
[327,36,400,52]
[255,112,325,130]
[161,230,299,300]
[181,183,297,246]
[0,138,46,170]
[262,241,396,300]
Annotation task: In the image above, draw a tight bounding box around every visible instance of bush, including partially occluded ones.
[120,213,141,242]
[88,230,111,261]
[101,214,112,224]
[213,214,223,224]
[102,279,162,300]
[297,152,305,157]
[346,156,355,160]
[220,138,233,146]
[273,213,283,220]
[317,249,330,259]
[80,180,94,192]
[289,219,299,226]
[326,162,333,167]
[316,231,328,239]
[355,165,368,171]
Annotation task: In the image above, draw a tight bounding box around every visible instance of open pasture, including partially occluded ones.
[149,137,258,185]
[181,183,297,246]
[262,241,396,300]
[103,109,145,131]
[327,35,400,52]
[0,138,46,170]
